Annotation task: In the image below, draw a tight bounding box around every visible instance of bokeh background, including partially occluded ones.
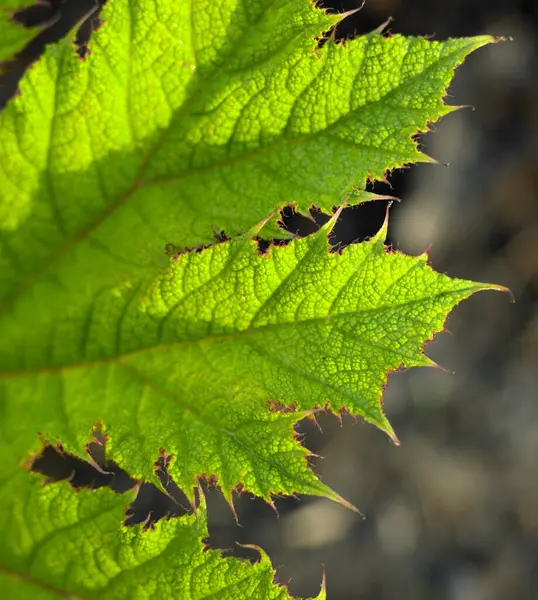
[1,1,537,599]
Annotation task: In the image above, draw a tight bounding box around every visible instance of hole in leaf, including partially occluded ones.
[0,0,107,108]
[267,398,297,414]
[279,200,392,248]
[28,429,193,529]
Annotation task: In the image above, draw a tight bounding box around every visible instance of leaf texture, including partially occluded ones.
[0,0,493,310]
[0,0,503,596]
[0,478,319,599]
[0,221,503,503]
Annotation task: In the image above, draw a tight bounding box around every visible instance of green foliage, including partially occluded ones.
[1,478,312,599]
[0,0,503,597]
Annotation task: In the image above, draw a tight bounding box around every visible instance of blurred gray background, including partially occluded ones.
[1,1,537,599]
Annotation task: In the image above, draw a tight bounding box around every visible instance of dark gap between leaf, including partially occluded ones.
[315,0,393,48]
[28,436,282,564]
[26,412,344,562]
[279,200,392,249]
[0,0,106,108]
[29,434,193,529]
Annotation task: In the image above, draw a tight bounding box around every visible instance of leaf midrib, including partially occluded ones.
[0,287,480,380]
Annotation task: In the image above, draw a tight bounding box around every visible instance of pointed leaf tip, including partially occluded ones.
[381,419,401,446]
[371,16,394,36]
[471,281,513,301]
[330,490,362,516]
[317,567,327,600]
[339,5,364,22]
[372,202,392,243]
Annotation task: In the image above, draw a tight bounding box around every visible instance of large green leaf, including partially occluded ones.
[0,0,493,310]
[0,219,503,504]
[0,0,504,596]
[0,477,319,599]
[0,0,500,496]
[0,219,503,596]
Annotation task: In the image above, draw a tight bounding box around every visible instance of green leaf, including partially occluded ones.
[0,0,504,596]
[0,1,36,62]
[0,219,504,507]
[0,477,320,599]
[0,0,494,311]
[0,0,500,499]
